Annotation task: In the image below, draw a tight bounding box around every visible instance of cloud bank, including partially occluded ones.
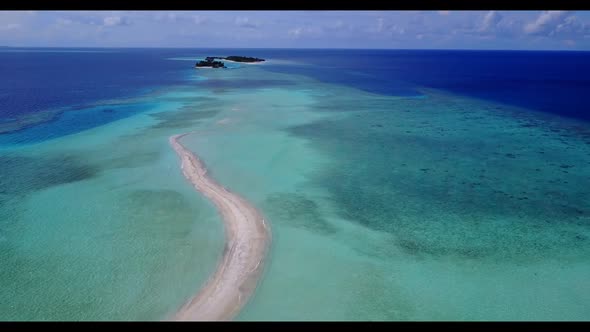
[0,11,589,50]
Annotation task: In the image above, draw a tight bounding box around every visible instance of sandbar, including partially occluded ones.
[169,133,271,321]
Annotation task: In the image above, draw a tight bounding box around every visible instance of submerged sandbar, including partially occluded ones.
[169,133,271,321]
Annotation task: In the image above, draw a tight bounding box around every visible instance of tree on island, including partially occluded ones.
[195,59,227,68]
[195,55,265,69]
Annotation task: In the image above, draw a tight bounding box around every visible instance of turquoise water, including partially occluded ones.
[1,87,226,320]
[182,68,590,320]
[1,51,590,320]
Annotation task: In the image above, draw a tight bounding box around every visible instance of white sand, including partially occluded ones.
[169,133,271,321]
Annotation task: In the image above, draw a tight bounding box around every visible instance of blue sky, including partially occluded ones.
[1,11,590,50]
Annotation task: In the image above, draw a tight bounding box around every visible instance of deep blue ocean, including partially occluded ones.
[0,48,188,118]
[1,48,589,142]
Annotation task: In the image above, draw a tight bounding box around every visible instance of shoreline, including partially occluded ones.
[168,133,271,321]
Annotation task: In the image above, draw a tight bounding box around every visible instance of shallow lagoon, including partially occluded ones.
[1,50,589,320]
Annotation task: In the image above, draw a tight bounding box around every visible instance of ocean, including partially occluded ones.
[1,48,589,320]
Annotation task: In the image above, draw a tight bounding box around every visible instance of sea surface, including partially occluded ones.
[1,48,589,320]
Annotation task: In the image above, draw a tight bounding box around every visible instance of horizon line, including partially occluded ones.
[1,46,589,52]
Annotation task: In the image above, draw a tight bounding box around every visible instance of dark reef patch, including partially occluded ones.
[262,193,337,235]
[0,153,101,250]
[122,189,199,238]
[310,97,399,114]
[0,109,63,135]
[107,151,162,170]
[0,153,100,197]
[126,189,191,212]
[284,93,590,263]
[149,106,220,130]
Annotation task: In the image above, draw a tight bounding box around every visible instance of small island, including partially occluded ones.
[195,57,227,68]
[224,56,265,63]
[195,55,265,69]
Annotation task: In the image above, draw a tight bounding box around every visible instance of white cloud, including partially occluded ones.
[376,17,384,32]
[103,16,130,27]
[288,27,304,37]
[320,19,355,34]
[480,11,502,33]
[523,11,590,39]
[553,16,590,38]
[193,15,209,25]
[235,17,260,29]
[371,17,406,36]
[524,11,570,35]
[1,11,589,49]
[391,25,405,36]
[454,11,521,38]
[150,12,210,26]
[288,26,321,38]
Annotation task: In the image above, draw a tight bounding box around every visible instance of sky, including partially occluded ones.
[1,11,590,50]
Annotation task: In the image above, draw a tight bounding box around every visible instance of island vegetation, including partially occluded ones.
[224,56,265,63]
[194,55,265,68]
[195,57,227,68]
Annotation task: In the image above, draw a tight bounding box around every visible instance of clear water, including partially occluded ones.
[1,48,589,320]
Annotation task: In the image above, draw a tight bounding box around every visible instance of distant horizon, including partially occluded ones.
[2,45,590,52]
[2,11,589,50]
